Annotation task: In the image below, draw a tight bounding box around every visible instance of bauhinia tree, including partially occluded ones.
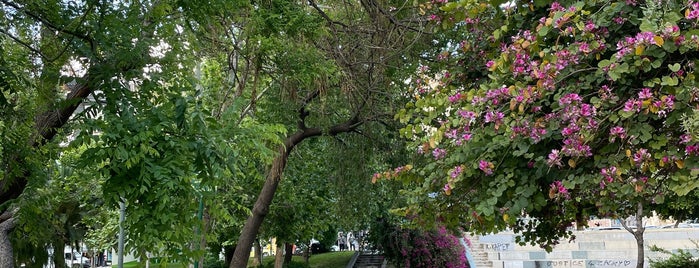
[387,1,699,267]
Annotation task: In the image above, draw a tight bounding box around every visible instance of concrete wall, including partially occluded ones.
[476,229,699,268]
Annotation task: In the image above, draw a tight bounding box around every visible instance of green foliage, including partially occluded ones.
[650,245,699,268]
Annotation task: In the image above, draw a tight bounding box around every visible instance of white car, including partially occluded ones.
[65,252,90,268]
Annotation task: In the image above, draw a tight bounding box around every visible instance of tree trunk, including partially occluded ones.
[274,243,284,268]
[284,243,293,264]
[195,207,211,268]
[224,244,236,268]
[252,239,262,267]
[620,203,645,268]
[0,211,16,268]
[55,242,67,268]
[228,133,304,268]
[634,203,645,268]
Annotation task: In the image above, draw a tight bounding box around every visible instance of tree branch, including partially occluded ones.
[0,0,95,51]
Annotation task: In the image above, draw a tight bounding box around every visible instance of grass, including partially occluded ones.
[248,251,356,268]
[115,251,356,268]
[113,261,187,268]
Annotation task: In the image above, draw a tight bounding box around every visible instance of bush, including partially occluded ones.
[256,260,309,268]
[650,248,699,268]
[370,219,468,268]
[203,253,226,268]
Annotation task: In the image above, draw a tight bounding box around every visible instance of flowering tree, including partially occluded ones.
[389,1,699,267]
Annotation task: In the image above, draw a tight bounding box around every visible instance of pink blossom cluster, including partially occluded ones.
[550,180,570,199]
[598,85,617,102]
[547,149,562,167]
[622,88,675,116]
[433,148,447,160]
[511,120,547,142]
[632,148,651,167]
[450,165,463,178]
[687,1,699,20]
[553,93,596,159]
[484,110,505,124]
[601,166,617,182]
[609,126,627,142]
[479,160,494,175]
[448,92,463,103]
[444,127,472,146]
[484,86,511,105]
[615,32,660,59]
[686,144,699,155]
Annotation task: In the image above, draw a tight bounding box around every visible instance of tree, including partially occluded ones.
[0,0,251,265]
[189,1,431,266]
[391,1,699,268]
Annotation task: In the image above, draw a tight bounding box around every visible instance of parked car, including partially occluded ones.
[65,252,90,268]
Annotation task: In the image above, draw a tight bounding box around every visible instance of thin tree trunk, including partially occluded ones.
[620,203,645,268]
[274,243,284,268]
[224,244,236,268]
[284,243,293,264]
[634,203,645,268]
[252,239,262,267]
[196,207,211,268]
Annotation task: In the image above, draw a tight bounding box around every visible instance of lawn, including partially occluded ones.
[249,251,356,268]
[114,261,186,268]
[115,251,356,268]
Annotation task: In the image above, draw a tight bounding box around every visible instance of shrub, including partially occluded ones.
[650,249,699,268]
[370,219,468,268]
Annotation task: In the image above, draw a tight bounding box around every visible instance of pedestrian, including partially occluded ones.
[339,232,346,251]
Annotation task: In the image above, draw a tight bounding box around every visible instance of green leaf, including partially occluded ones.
[669,63,681,73]
[661,75,679,86]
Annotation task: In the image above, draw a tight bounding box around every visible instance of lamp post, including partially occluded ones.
[118,200,125,268]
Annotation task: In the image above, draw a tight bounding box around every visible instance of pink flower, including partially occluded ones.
[547,150,562,167]
[450,165,463,178]
[550,180,570,199]
[663,95,675,109]
[681,134,692,144]
[433,148,447,160]
[584,21,597,32]
[638,88,652,99]
[610,126,626,141]
[601,166,617,183]
[479,160,494,175]
[633,149,650,166]
[558,93,582,105]
[486,60,496,69]
[448,93,462,103]
[484,111,504,123]
[623,99,642,112]
[550,2,565,12]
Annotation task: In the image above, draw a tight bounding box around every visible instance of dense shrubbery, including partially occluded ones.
[370,219,468,268]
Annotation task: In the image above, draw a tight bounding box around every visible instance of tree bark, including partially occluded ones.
[224,244,236,268]
[0,210,16,268]
[252,239,262,267]
[284,243,293,264]
[634,203,645,268]
[274,243,284,268]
